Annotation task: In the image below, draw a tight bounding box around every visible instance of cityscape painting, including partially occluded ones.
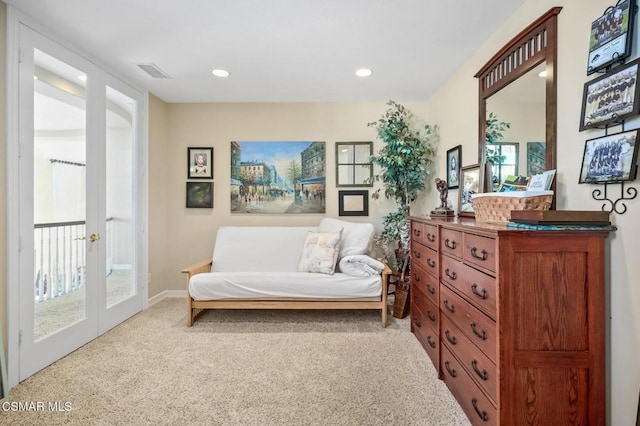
[230,141,326,214]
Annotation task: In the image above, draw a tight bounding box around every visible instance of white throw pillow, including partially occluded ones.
[297,230,342,275]
[318,218,375,259]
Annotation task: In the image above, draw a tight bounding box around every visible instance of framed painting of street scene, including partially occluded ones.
[230,141,326,213]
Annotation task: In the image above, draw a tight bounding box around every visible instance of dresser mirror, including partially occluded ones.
[475,7,561,206]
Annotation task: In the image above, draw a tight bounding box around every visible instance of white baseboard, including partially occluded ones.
[148,290,187,306]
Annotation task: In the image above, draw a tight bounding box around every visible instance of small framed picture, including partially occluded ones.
[580,57,640,131]
[458,164,483,217]
[579,129,639,184]
[186,182,214,208]
[587,0,636,75]
[446,145,462,189]
[338,190,369,216]
[188,147,213,179]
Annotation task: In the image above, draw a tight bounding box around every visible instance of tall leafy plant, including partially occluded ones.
[368,101,438,260]
[485,112,511,165]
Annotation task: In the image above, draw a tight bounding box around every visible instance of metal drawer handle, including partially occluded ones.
[413,228,421,237]
[413,319,422,328]
[471,283,488,300]
[413,250,421,259]
[445,330,457,345]
[426,258,436,268]
[426,284,436,295]
[426,233,436,242]
[413,273,420,282]
[444,268,457,280]
[426,335,436,349]
[427,310,436,322]
[444,361,457,378]
[472,398,489,422]
[470,247,488,261]
[472,359,489,381]
[444,238,457,249]
[471,322,487,341]
[444,300,455,313]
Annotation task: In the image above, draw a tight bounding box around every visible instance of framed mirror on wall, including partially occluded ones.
[475,7,561,208]
[335,142,373,187]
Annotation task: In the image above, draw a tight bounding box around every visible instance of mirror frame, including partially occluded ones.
[475,7,562,207]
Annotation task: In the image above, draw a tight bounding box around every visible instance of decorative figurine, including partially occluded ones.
[431,177,455,217]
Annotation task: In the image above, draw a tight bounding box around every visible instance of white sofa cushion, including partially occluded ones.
[212,226,317,272]
[189,271,382,300]
[297,230,342,274]
[318,218,375,259]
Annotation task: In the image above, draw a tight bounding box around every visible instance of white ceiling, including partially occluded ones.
[7,0,527,103]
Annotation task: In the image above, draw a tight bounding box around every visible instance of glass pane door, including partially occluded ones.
[105,86,136,308]
[33,49,88,340]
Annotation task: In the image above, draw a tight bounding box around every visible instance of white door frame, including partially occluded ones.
[6,6,149,388]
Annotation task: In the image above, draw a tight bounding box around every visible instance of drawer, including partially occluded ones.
[411,244,438,278]
[440,285,497,363]
[440,256,497,320]
[411,305,439,369]
[422,223,439,250]
[441,315,497,404]
[441,228,462,259]
[410,263,439,306]
[410,221,425,246]
[441,344,497,426]
[411,284,438,330]
[463,233,496,274]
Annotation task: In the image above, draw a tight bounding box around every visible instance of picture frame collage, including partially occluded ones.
[186,147,214,208]
[579,0,640,186]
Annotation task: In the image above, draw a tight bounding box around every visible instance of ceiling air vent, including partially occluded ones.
[137,63,171,79]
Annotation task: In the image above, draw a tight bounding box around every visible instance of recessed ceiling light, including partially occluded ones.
[78,74,87,82]
[538,70,547,78]
[355,68,373,77]
[34,75,38,80]
[212,69,230,78]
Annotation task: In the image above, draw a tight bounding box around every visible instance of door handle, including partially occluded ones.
[74,236,86,241]
[89,233,101,243]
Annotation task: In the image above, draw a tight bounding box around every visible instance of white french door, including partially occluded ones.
[13,22,146,381]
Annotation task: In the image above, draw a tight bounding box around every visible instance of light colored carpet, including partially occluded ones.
[6,298,470,426]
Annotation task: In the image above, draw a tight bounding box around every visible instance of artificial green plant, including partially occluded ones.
[368,100,438,270]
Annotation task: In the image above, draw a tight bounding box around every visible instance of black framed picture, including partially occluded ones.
[587,0,636,75]
[338,190,369,216]
[335,141,373,187]
[458,164,483,217]
[186,182,214,208]
[579,129,639,184]
[580,57,640,131]
[188,147,213,179]
[446,145,461,189]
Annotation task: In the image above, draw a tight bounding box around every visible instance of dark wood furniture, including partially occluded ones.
[410,216,611,425]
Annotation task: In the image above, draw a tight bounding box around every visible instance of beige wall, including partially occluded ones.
[153,101,432,293]
[426,0,640,424]
[148,94,170,297]
[0,2,7,357]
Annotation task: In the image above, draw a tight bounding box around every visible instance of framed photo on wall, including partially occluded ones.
[186,182,214,208]
[578,129,639,184]
[338,190,369,216]
[580,57,640,131]
[458,164,483,217]
[587,0,636,75]
[188,147,214,179]
[446,145,461,189]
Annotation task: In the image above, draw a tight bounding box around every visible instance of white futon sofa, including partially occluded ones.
[182,218,391,327]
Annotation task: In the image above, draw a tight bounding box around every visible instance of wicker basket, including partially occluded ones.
[472,191,553,223]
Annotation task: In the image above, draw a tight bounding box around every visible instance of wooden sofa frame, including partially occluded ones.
[182,259,391,327]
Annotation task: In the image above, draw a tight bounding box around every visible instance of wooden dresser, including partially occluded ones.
[409,216,610,426]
